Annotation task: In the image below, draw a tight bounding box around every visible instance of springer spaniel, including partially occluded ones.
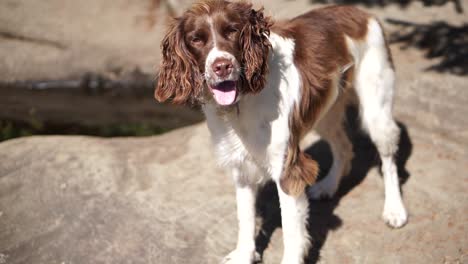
[155,1,408,263]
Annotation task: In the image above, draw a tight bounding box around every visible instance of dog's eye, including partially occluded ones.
[224,26,238,38]
[189,33,206,46]
[191,36,203,44]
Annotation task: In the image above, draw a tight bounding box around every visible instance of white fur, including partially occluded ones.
[206,17,240,85]
[204,33,300,176]
[355,19,407,228]
[277,185,311,264]
[222,183,258,264]
[207,17,218,47]
[309,18,408,227]
[204,33,309,263]
[205,47,240,85]
[206,17,407,264]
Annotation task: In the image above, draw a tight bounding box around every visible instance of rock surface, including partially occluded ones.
[0,117,466,264]
[1,0,467,263]
[0,0,195,82]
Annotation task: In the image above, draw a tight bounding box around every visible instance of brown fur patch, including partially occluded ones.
[155,0,272,105]
[155,16,204,105]
[274,6,370,196]
[239,6,273,93]
[280,146,320,197]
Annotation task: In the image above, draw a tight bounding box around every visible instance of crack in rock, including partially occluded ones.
[0,31,66,50]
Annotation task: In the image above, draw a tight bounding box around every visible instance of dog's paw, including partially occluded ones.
[307,179,338,200]
[221,249,261,264]
[382,203,408,228]
[280,254,305,264]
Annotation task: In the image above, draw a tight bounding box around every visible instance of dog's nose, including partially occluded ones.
[212,58,233,78]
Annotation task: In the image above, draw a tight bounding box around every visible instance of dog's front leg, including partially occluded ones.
[275,182,310,264]
[222,168,260,264]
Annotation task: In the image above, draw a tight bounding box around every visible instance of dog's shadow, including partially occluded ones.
[254,106,413,263]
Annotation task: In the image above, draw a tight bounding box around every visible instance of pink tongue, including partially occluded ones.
[211,82,237,106]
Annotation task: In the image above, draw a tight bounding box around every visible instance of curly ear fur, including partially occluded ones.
[238,5,272,93]
[155,18,203,105]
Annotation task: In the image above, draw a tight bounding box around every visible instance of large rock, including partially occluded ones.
[0,0,467,263]
[1,0,466,81]
[0,0,170,81]
[0,117,467,264]
[0,125,231,264]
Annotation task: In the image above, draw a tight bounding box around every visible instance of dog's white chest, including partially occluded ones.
[203,33,301,178]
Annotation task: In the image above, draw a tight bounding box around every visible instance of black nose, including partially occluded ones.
[211,58,233,78]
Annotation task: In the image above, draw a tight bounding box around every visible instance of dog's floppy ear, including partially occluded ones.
[238,5,272,93]
[155,17,203,105]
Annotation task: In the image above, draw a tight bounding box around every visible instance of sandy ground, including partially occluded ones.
[0,0,467,263]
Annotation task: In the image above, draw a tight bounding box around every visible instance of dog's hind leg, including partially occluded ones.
[308,96,354,199]
[354,18,408,228]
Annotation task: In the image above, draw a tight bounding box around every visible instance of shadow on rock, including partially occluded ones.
[254,106,413,263]
[387,19,468,76]
[309,0,463,13]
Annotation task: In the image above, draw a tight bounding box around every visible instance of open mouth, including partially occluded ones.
[210,80,237,106]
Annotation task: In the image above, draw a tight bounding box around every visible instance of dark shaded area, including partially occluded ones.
[0,70,205,142]
[310,0,463,13]
[387,19,468,75]
[254,106,413,263]
[0,68,155,97]
[0,120,168,141]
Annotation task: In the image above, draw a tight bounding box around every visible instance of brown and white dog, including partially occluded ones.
[155,1,408,263]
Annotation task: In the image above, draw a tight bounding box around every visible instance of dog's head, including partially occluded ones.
[155,0,272,107]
